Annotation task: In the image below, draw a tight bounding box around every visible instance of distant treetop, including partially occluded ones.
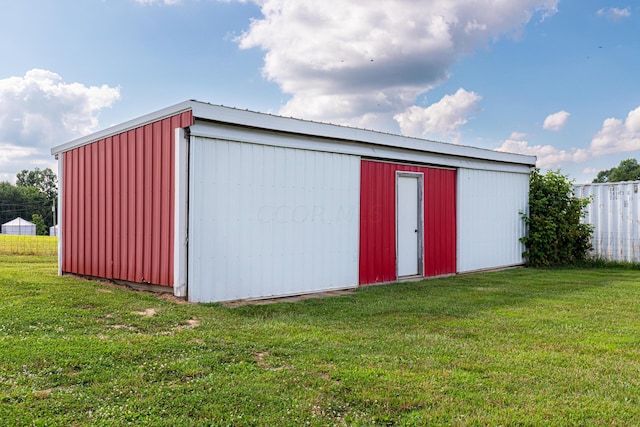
[593,158,640,183]
[16,167,58,202]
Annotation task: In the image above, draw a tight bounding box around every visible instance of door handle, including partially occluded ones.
[414,229,418,233]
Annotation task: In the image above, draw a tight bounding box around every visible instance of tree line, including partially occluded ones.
[0,168,58,235]
[593,158,640,183]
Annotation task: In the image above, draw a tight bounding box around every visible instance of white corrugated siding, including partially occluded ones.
[575,182,640,262]
[457,169,529,272]
[188,137,360,302]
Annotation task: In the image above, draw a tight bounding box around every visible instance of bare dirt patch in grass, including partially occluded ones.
[223,289,355,307]
[32,387,74,400]
[157,293,190,304]
[132,308,157,317]
[175,318,200,330]
[253,351,294,371]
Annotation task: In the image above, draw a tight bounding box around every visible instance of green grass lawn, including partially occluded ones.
[1,256,639,426]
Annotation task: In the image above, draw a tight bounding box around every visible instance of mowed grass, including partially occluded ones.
[1,256,639,426]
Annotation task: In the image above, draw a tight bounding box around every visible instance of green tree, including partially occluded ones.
[16,167,58,203]
[31,213,48,236]
[0,168,57,228]
[593,158,640,183]
[521,169,593,267]
[0,182,24,226]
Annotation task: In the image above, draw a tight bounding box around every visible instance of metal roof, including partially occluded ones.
[2,217,35,226]
[51,99,536,167]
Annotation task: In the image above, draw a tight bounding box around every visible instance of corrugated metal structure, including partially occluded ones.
[59,112,193,286]
[575,181,640,262]
[359,161,456,285]
[1,217,36,235]
[188,138,360,302]
[457,169,530,272]
[52,100,535,303]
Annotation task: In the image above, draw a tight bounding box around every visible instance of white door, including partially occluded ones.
[396,174,422,277]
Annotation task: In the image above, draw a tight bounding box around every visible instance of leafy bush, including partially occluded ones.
[521,169,593,267]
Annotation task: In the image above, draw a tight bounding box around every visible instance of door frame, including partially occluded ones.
[395,171,424,279]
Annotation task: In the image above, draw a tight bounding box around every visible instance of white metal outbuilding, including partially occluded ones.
[1,217,36,235]
[51,100,536,303]
[575,181,640,262]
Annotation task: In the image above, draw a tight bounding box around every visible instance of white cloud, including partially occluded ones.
[237,0,559,129]
[0,69,120,182]
[497,132,589,168]
[543,110,570,131]
[597,7,631,20]
[498,106,640,169]
[589,106,640,156]
[582,167,599,175]
[394,88,481,140]
[0,144,43,183]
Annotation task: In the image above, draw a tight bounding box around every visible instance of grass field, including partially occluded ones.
[0,234,57,256]
[1,255,639,426]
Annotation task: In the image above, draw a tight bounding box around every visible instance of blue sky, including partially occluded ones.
[1,0,638,183]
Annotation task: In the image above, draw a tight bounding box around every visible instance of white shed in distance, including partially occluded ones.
[2,217,36,235]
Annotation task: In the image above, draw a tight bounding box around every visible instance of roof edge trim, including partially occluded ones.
[51,100,194,155]
[189,101,535,167]
[51,99,536,167]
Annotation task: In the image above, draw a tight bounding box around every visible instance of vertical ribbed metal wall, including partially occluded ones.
[359,160,456,285]
[61,112,193,286]
[188,137,360,302]
[575,182,640,262]
[456,168,529,272]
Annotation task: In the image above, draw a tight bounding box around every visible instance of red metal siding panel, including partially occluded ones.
[359,160,456,285]
[116,133,126,279]
[424,168,457,277]
[359,161,396,284]
[61,111,194,287]
[160,118,171,285]
[63,149,75,273]
[135,126,145,282]
[111,135,119,280]
[80,145,89,275]
[151,121,162,285]
[98,139,107,278]
[103,138,115,276]
[91,143,99,276]
[127,129,137,282]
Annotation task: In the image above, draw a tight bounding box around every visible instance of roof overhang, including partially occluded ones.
[51,99,536,168]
